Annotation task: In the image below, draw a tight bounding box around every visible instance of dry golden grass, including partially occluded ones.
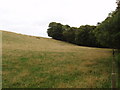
[12,70,30,83]
[2,30,112,88]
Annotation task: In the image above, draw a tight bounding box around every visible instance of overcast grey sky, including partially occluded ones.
[0,0,117,37]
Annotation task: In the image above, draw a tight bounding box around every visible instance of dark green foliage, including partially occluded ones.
[47,23,98,47]
[63,27,77,44]
[95,8,120,49]
[75,25,97,47]
[47,22,64,40]
[75,26,88,46]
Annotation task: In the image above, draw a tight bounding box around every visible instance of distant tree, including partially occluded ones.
[75,25,97,46]
[63,27,77,44]
[47,22,64,40]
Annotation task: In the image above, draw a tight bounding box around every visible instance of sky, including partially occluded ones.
[0,0,117,38]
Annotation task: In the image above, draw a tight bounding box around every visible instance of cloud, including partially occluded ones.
[0,0,117,37]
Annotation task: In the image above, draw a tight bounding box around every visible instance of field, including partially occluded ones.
[2,30,112,88]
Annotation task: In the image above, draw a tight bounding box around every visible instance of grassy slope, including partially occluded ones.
[2,30,112,88]
[116,53,120,88]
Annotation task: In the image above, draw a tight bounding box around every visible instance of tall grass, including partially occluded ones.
[2,30,112,88]
[116,52,120,88]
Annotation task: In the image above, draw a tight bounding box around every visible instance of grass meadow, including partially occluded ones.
[2,30,112,88]
[116,53,120,88]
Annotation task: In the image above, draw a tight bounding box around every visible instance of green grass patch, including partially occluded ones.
[116,53,120,88]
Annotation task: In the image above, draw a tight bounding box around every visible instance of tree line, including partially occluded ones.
[47,1,120,49]
[47,23,99,47]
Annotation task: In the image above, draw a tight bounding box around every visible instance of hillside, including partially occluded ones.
[2,30,112,88]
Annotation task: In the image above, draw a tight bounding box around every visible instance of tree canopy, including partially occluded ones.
[47,23,98,47]
[47,1,120,49]
[95,2,120,49]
